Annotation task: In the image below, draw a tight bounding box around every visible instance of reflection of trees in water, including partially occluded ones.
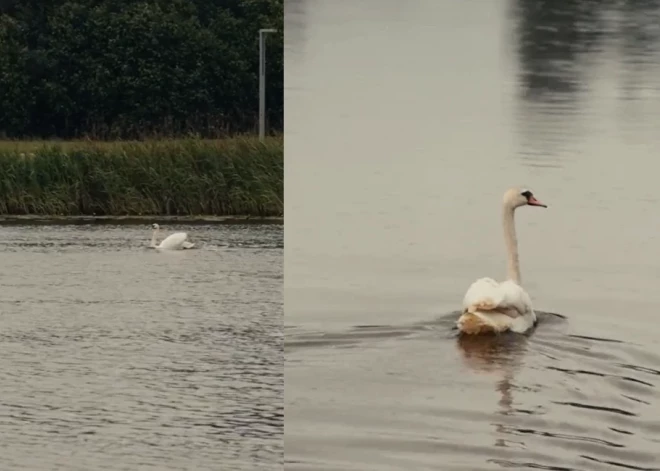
[511,0,660,161]
[513,0,609,100]
[618,1,660,102]
[511,0,612,162]
[619,0,660,58]
[511,0,660,100]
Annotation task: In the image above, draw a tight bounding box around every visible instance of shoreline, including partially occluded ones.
[0,215,283,226]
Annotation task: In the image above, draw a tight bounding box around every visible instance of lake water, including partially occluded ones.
[0,223,283,470]
[285,0,660,469]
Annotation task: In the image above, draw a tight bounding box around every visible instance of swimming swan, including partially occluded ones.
[456,187,547,335]
[149,223,195,250]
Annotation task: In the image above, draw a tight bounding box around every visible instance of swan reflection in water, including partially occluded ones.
[456,330,531,448]
[456,330,529,375]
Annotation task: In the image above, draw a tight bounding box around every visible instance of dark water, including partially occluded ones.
[0,223,282,470]
[285,0,660,469]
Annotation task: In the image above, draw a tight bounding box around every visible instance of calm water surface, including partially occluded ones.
[0,223,283,470]
[286,0,660,469]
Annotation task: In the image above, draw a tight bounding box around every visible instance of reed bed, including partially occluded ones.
[0,136,283,216]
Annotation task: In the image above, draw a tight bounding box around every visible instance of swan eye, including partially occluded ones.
[520,190,532,199]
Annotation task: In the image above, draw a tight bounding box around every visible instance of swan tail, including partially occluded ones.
[457,312,495,335]
[456,309,513,335]
[466,299,499,312]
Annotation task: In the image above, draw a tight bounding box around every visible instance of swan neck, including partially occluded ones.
[503,205,521,285]
[150,228,158,247]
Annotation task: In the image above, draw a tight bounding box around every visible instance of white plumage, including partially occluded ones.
[456,187,547,335]
[149,223,195,250]
[459,277,536,334]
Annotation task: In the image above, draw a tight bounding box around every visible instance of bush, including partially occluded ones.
[0,136,283,216]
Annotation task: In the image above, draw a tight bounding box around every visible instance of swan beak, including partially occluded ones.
[527,196,547,208]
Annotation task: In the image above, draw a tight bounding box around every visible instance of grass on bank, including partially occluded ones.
[0,135,283,217]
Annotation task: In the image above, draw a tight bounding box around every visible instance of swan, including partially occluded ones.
[456,187,547,335]
[149,223,195,250]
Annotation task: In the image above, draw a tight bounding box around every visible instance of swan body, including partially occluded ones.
[149,223,195,250]
[459,278,535,334]
[456,187,547,335]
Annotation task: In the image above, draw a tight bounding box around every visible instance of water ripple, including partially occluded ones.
[0,224,283,470]
[286,310,660,470]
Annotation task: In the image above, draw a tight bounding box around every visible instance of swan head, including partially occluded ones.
[503,187,547,209]
[151,223,160,230]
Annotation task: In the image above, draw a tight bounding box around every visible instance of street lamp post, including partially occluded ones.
[259,28,277,141]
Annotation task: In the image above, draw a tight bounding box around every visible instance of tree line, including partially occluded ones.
[0,0,283,139]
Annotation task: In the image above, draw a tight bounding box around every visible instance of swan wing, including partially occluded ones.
[157,232,188,250]
[459,278,535,334]
[462,278,532,318]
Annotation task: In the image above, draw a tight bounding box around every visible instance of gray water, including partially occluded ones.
[0,223,283,470]
[285,0,660,469]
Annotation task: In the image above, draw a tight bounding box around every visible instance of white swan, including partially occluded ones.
[456,187,547,335]
[149,223,195,250]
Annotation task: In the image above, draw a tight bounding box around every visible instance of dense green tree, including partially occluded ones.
[0,0,283,138]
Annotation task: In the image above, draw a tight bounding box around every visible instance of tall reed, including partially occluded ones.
[0,136,283,216]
